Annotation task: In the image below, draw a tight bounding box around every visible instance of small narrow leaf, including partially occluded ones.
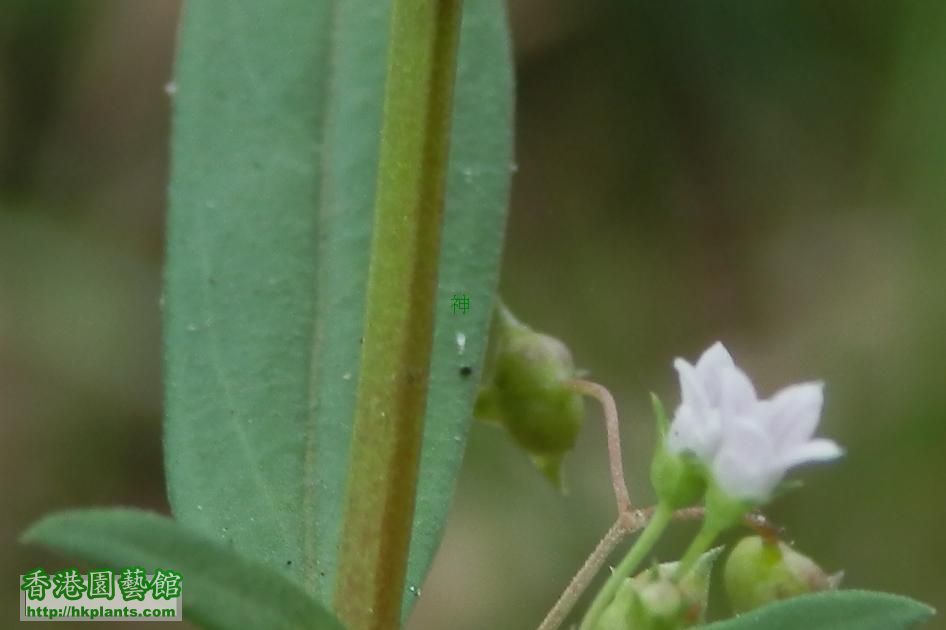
[21,509,344,630]
[703,590,934,630]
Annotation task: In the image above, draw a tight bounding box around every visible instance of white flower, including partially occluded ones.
[668,342,843,503]
[712,382,842,502]
[668,342,757,460]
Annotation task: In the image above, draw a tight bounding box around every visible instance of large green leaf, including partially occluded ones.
[163,0,513,618]
[404,2,513,615]
[703,591,934,630]
[21,509,343,630]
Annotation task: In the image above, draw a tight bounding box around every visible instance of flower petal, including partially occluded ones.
[764,382,824,448]
[711,419,781,502]
[674,358,710,412]
[718,366,758,417]
[694,342,736,407]
[668,405,722,461]
[778,438,843,470]
[695,342,735,379]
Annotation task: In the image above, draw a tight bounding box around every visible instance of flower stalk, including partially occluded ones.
[674,522,723,582]
[578,503,673,630]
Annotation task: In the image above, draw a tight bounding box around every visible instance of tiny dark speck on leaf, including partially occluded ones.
[286,560,292,566]
[459,366,473,377]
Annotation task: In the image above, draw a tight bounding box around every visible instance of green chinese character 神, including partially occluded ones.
[20,568,52,601]
[451,293,471,314]
[52,568,87,601]
[87,569,115,600]
[118,567,149,601]
[149,569,183,600]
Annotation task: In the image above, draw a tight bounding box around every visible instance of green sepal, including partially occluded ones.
[649,394,706,509]
[650,392,671,437]
[658,546,724,625]
[651,449,706,511]
[530,453,566,491]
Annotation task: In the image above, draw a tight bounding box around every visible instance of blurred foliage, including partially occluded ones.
[1,1,943,629]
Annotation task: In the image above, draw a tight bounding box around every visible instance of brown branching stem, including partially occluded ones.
[537,380,774,630]
[564,379,632,513]
[536,505,714,630]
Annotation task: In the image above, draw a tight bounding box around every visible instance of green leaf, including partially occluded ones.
[163,0,512,616]
[702,590,935,630]
[21,509,344,630]
[403,5,513,615]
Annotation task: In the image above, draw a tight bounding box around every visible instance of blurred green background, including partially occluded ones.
[2,1,944,628]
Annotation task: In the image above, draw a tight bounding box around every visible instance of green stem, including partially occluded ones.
[579,504,673,630]
[333,2,464,629]
[674,520,722,581]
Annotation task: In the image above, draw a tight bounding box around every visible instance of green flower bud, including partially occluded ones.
[595,576,684,630]
[595,577,638,630]
[650,394,706,509]
[724,535,840,614]
[595,549,721,630]
[630,578,684,630]
[474,304,584,488]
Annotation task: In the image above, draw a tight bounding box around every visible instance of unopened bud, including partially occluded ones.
[595,578,637,630]
[595,548,721,630]
[474,304,584,488]
[723,535,840,614]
